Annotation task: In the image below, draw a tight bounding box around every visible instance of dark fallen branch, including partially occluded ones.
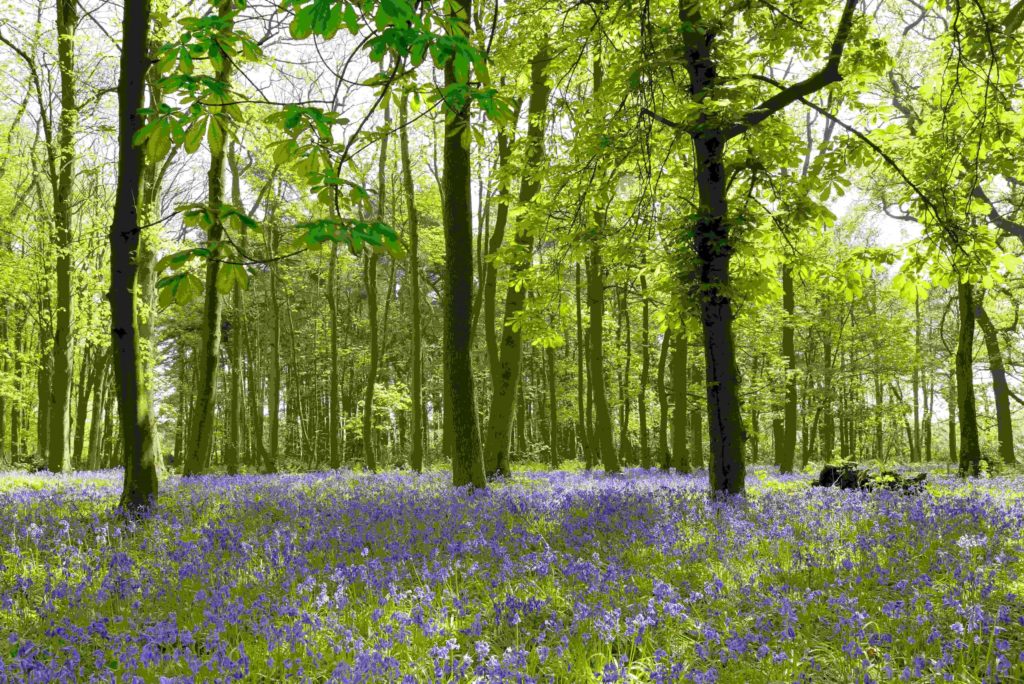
[813,463,927,493]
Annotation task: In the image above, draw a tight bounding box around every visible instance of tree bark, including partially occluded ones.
[266,230,281,474]
[680,22,745,493]
[399,94,424,473]
[182,1,233,475]
[362,103,390,471]
[956,281,981,476]
[575,264,588,464]
[47,0,79,474]
[587,245,618,474]
[671,329,689,473]
[225,147,244,475]
[975,298,1014,466]
[481,43,551,477]
[442,0,485,488]
[657,330,670,470]
[546,344,559,467]
[780,265,797,472]
[639,274,651,468]
[110,0,158,508]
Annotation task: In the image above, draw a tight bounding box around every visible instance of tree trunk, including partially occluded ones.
[225,147,245,476]
[110,0,158,508]
[363,103,390,472]
[87,359,109,470]
[484,129,514,384]
[617,286,634,465]
[546,344,559,467]
[657,330,670,470]
[975,299,1014,465]
[266,239,281,474]
[399,93,425,473]
[780,265,797,473]
[587,245,618,473]
[72,345,93,469]
[671,329,689,473]
[576,264,588,464]
[182,2,233,475]
[682,52,744,492]
[956,281,981,476]
[912,296,922,462]
[47,0,79,474]
[948,369,957,463]
[822,335,835,461]
[442,0,485,488]
[638,274,651,468]
[482,44,551,478]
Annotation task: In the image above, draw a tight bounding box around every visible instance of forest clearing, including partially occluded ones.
[3,0,1024,679]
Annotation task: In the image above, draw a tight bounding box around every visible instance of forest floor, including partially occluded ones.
[1,466,1023,683]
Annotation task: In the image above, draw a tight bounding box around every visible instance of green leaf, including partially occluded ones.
[132,117,161,147]
[179,48,193,75]
[343,4,359,33]
[209,42,224,73]
[208,116,225,155]
[156,50,177,76]
[147,121,171,161]
[184,116,207,154]
[290,7,314,39]
[453,51,470,84]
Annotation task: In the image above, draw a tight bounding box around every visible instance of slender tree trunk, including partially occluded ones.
[975,299,1014,465]
[266,238,281,474]
[0,306,6,465]
[87,356,109,470]
[244,308,267,468]
[442,0,485,488]
[110,0,158,507]
[671,329,689,473]
[546,344,559,467]
[618,286,634,464]
[822,335,835,460]
[182,1,233,475]
[47,0,79,474]
[680,29,745,492]
[576,264,588,464]
[780,265,797,473]
[587,245,618,473]
[948,369,957,463]
[72,345,93,469]
[11,323,23,461]
[398,95,425,473]
[482,45,551,477]
[657,331,670,470]
[912,296,922,462]
[362,104,390,471]
[483,129,514,384]
[956,281,981,476]
[923,379,933,462]
[639,274,651,468]
[37,314,51,464]
[874,376,884,460]
[225,147,245,476]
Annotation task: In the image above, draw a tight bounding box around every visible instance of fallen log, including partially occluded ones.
[813,463,926,493]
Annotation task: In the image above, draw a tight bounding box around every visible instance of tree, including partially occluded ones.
[110,0,158,509]
[482,42,552,478]
[443,0,486,488]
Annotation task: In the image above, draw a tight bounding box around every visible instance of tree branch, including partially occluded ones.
[725,0,858,140]
[972,186,1024,242]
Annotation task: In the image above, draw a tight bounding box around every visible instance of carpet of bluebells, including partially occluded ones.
[1,466,1024,683]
